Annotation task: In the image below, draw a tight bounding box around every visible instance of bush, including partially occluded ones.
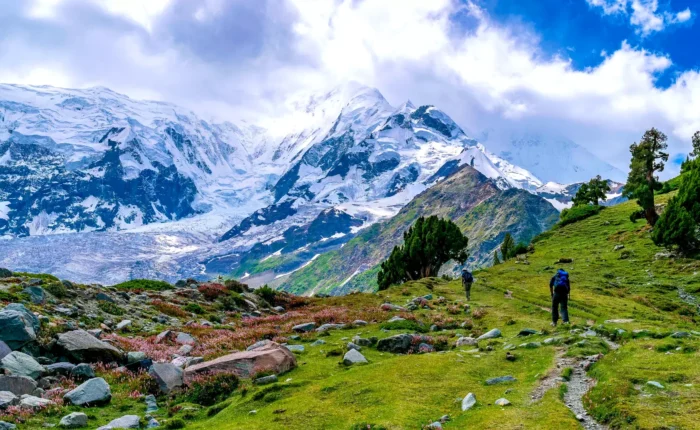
[224,279,248,293]
[562,367,573,381]
[44,282,67,298]
[379,319,428,333]
[652,160,700,253]
[198,283,228,301]
[185,373,240,406]
[113,279,173,291]
[254,285,278,305]
[152,300,188,318]
[98,301,125,316]
[183,303,205,315]
[165,419,186,429]
[559,205,602,227]
[217,292,247,311]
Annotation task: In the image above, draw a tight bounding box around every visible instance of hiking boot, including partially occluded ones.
[562,321,570,326]
[550,322,557,327]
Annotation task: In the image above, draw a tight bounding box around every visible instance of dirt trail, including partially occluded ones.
[530,336,620,429]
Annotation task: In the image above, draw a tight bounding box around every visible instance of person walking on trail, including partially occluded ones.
[550,269,570,326]
[461,269,474,301]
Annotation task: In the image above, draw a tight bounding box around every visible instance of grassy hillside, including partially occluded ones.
[2,193,698,429]
[278,166,559,295]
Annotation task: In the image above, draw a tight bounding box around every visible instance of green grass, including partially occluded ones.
[112,279,173,291]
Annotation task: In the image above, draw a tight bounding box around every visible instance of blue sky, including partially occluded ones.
[0,0,698,176]
[481,0,697,88]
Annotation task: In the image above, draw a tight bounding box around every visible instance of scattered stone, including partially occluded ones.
[19,395,53,410]
[352,337,372,347]
[576,414,585,421]
[582,330,597,337]
[292,322,316,333]
[115,320,131,331]
[426,422,442,429]
[647,381,664,389]
[64,377,112,406]
[0,392,18,410]
[557,258,573,264]
[70,364,95,380]
[380,303,405,311]
[310,340,326,346]
[604,319,634,324]
[59,412,88,428]
[56,330,123,363]
[286,345,305,353]
[342,349,368,366]
[505,352,517,362]
[97,415,140,429]
[485,376,517,385]
[461,393,476,411]
[0,342,10,361]
[455,337,477,347]
[376,334,413,354]
[154,330,172,344]
[0,304,38,350]
[316,323,345,332]
[0,375,38,396]
[518,342,541,349]
[175,332,196,345]
[255,375,278,385]
[654,252,676,260]
[247,340,271,351]
[352,320,368,326]
[46,362,76,376]
[477,329,502,341]
[346,342,361,351]
[1,351,45,379]
[149,363,184,395]
[127,352,147,364]
[185,342,296,379]
[0,422,15,430]
[671,331,691,339]
[517,328,538,337]
[495,398,511,406]
[145,394,158,413]
[613,244,625,251]
[387,316,406,323]
[145,416,159,428]
[543,337,560,345]
[22,286,45,305]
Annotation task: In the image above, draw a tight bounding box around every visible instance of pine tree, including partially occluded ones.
[493,250,501,265]
[588,175,611,206]
[500,233,515,261]
[623,128,669,226]
[692,131,700,158]
[652,157,700,253]
[377,216,469,290]
[572,183,591,207]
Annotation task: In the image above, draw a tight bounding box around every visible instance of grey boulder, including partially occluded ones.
[0,305,38,350]
[64,377,112,406]
[376,334,413,354]
[0,375,38,395]
[0,391,18,409]
[56,330,123,363]
[461,393,476,411]
[342,349,368,366]
[149,362,184,394]
[292,322,316,333]
[59,412,89,428]
[70,363,95,380]
[0,421,15,430]
[485,375,517,385]
[1,351,45,380]
[19,395,54,410]
[477,329,502,341]
[97,415,140,429]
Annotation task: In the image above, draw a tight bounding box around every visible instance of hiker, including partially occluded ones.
[549,268,570,326]
[461,268,474,300]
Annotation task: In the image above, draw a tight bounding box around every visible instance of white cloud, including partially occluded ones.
[587,0,694,36]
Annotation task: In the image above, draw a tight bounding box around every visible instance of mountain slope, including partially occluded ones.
[275,165,559,296]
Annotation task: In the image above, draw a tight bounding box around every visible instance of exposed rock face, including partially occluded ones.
[184,342,296,379]
[63,377,112,406]
[56,330,123,363]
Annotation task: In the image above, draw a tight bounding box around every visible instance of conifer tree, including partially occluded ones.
[623,128,669,226]
[500,233,515,261]
[493,250,501,266]
[377,216,469,290]
[588,175,611,206]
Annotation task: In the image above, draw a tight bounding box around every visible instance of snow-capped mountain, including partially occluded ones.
[479,130,626,184]
[0,82,624,285]
[0,84,269,237]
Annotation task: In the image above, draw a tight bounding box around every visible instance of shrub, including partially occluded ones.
[98,301,125,316]
[113,279,173,291]
[562,367,573,381]
[165,419,186,429]
[185,373,240,406]
[379,319,428,333]
[559,205,602,227]
[652,159,700,253]
[183,303,205,315]
[198,283,228,301]
[207,401,231,417]
[44,282,68,298]
[224,279,248,293]
[254,285,278,305]
[471,308,488,320]
[152,300,188,318]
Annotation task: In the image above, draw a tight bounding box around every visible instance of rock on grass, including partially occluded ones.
[64,377,112,406]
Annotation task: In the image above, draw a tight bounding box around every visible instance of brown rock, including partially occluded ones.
[184,342,296,380]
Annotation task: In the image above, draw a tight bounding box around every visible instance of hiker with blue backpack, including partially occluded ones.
[462,268,474,301]
[550,269,570,326]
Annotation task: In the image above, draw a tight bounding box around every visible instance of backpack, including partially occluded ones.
[553,270,569,292]
[462,270,474,283]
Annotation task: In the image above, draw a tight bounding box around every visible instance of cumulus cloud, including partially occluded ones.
[0,0,698,176]
[587,0,694,36]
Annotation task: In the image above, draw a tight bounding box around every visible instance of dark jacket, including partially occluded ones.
[550,270,570,295]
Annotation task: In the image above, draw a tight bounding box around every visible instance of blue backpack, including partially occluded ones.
[462,270,474,283]
[553,270,569,291]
